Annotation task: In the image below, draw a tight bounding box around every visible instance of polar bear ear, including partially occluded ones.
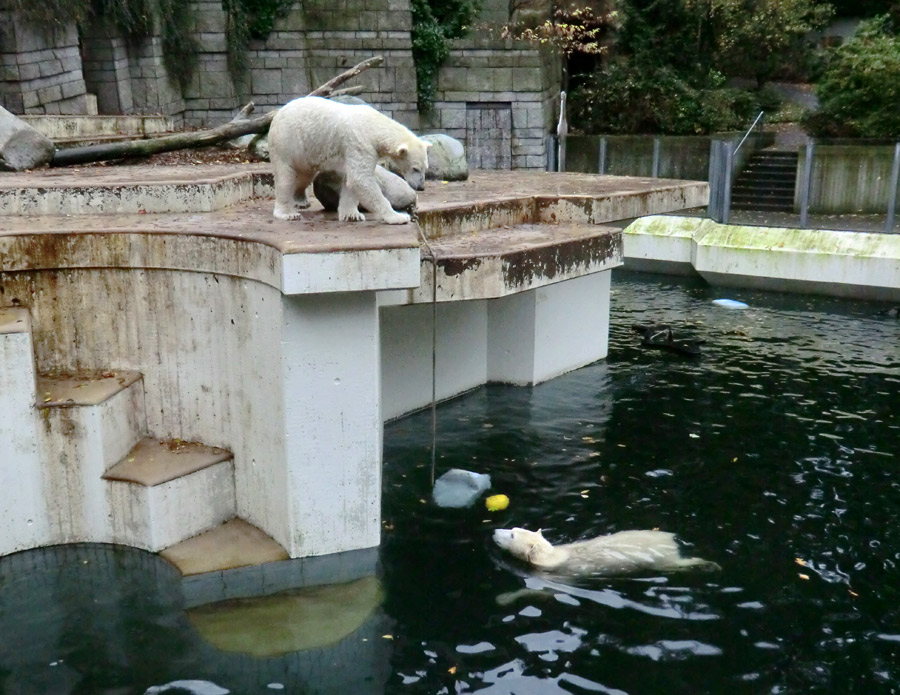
[421,139,433,149]
[395,143,410,158]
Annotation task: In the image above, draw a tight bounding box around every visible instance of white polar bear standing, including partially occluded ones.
[267,96,431,225]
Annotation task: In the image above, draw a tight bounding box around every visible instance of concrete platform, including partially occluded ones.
[0,165,708,566]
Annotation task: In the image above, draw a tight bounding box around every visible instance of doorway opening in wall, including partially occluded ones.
[465,102,512,169]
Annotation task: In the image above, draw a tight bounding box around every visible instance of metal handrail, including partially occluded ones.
[733,111,765,156]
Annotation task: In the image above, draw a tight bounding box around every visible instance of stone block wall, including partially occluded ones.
[425,35,560,169]
[0,13,92,115]
[183,0,418,129]
[0,0,561,169]
[80,17,185,120]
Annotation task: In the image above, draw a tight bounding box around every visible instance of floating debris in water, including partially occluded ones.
[712,299,749,308]
[145,681,229,695]
[631,323,705,356]
[433,468,491,508]
[485,494,509,511]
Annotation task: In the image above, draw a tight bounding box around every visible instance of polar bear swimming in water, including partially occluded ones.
[493,527,720,576]
[268,96,431,224]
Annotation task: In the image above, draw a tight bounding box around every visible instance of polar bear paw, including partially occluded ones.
[273,208,304,221]
[382,211,411,225]
[339,208,366,222]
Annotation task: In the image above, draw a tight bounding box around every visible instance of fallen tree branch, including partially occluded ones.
[50,56,384,167]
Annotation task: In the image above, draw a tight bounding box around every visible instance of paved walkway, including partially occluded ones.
[676,207,897,234]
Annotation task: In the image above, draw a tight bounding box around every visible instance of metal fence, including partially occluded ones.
[710,139,900,233]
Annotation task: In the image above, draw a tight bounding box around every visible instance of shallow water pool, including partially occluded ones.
[2,270,898,694]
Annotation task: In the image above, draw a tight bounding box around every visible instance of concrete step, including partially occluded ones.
[0,307,47,555]
[733,188,795,201]
[160,517,288,577]
[743,172,796,183]
[732,200,795,212]
[103,437,236,552]
[36,370,147,544]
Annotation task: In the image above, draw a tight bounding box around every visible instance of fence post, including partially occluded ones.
[546,135,557,172]
[652,137,661,178]
[598,136,607,175]
[799,141,815,228]
[707,139,721,221]
[885,142,900,232]
[722,140,734,225]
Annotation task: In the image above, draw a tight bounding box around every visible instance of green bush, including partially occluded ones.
[410,0,479,112]
[804,15,900,138]
[568,63,759,135]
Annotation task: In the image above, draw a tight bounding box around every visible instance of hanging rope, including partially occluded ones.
[415,222,439,486]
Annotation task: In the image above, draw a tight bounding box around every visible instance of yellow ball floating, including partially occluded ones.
[485,494,509,512]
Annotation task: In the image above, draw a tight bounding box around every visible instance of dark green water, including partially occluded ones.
[2,271,898,694]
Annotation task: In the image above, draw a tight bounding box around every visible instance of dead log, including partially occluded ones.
[50,56,383,167]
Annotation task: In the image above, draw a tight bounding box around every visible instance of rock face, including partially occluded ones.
[0,106,54,171]
[421,133,468,181]
[312,165,417,213]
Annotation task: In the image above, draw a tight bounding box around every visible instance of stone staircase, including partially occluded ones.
[732,149,799,212]
[0,305,285,573]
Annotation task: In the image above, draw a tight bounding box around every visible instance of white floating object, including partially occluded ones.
[712,298,748,308]
[145,681,230,695]
[433,468,491,508]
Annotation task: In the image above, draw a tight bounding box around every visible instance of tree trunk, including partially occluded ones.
[50,56,384,167]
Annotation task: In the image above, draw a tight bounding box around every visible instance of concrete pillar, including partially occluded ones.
[0,309,48,555]
[281,291,382,558]
[488,271,611,385]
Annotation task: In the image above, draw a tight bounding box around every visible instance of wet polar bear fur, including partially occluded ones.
[268,96,431,224]
[493,527,720,576]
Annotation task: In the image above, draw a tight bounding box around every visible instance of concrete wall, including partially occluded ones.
[425,35,559,169]
[0,13,92,114]
[566,135,713,180]
[798,145,899,214]
[81,16,185,118]
[0,0,561,169]
[624,214,900,302]
[0,267,292,552]
[184,0,419,128]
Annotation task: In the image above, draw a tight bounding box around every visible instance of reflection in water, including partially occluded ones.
[187,576,383,657]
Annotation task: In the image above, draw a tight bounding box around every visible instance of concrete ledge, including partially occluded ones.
[624,215,900,301]
[104,438,233,486]
[0,165,272,216]
[410,222,621,303]
[21,114,176,141]
[36,370,142,407]
[161,518,289,576]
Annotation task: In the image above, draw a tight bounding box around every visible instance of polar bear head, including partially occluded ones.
[493,527,556,565]
[385,139,431,191]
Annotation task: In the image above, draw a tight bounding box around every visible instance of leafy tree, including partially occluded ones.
[569,62,759,134]
[704,0,833,86]
[804,15,900,137]
[411,0,480,112]
[499,5,613,91]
